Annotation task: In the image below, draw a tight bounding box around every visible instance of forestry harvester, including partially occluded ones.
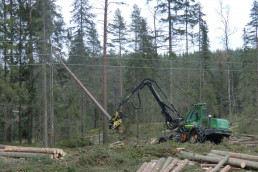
[52,52,230,144]
[109,78,231,144]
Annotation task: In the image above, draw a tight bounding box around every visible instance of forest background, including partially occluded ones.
[0,0,257,147]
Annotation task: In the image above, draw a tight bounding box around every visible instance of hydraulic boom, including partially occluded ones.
[109,78,184,130]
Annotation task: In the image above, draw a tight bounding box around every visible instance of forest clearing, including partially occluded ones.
[0,0,258,171]
[0,123,258,171]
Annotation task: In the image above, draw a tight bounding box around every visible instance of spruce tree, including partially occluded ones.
[246,0,258,48]
[87,23,101,57]
[239,0,258,122]
[130,4,142,52]
[126,7,158,89]
[69,0,94,62]
[109,8,127,97]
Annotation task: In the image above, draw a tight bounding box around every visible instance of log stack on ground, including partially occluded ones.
[0,145,66,159]
[136,157,191,172]
[178,149,258,171]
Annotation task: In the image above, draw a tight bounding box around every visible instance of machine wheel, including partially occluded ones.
[158,136,169,143]
[189,127,206,144]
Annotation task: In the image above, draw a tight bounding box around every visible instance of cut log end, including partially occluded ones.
[240,161,246,168]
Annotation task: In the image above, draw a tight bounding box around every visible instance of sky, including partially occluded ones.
[55,0,254,52]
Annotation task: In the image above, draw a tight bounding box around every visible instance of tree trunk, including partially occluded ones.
[179,150,258,170]
[220,165,231,172]
[3,147,58,154]
[211,150,258,162]
[152,157,166,172]
[53,52,111,119]
[119,35,123,98]
[173,159,189,172]
[3,99,8,142]
[211,155,229,172]
[170,60,173,102]
[185,5,189,56]
[256,26,258,111]
[163,159,178,172]
[49,41,54,147]
[41,0,48,147]
[136,109,139,140]
[227,64,232,119]
[168,1,172,56]
[0,152,53,159]
[102,0,108,144]
[137,162,148,172]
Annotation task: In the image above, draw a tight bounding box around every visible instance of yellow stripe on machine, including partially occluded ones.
[185,125,194,127]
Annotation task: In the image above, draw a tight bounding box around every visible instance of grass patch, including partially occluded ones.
[2,122,258,171]
[56,137,93,148]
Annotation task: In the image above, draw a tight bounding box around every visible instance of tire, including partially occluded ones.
[188,127,206,144]
[169,133,181,142]
[158,136,169,143]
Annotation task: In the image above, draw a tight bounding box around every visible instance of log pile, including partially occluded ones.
[136,157,192,172]
[0,145,66,159]
[230,134,258,146]
[178,149,258,171]
[138,149,258,171]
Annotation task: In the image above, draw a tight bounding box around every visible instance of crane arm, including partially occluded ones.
[109,78,184,130]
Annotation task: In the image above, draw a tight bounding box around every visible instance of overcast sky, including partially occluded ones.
[55,0,254,52]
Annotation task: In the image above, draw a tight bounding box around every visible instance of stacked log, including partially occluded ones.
[137,157,191,172]
[0,145,66,159]
[178,149,258,171]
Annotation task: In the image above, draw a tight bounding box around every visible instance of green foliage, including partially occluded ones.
[28,156,54,165]
[246,0,258,48]
[0,0,257,148]
[66,164,78,172]
[109,8,127,54]
[78,146,112,166]
[56,137,93,148]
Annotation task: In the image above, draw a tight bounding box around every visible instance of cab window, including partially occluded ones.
[187,108,200,121]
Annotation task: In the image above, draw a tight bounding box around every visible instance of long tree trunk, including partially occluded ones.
[119,34,123,98]
[179,150,258,170]
[41,0,48,146]
[255,26,258,109]
[168,1,172,56]
[49,42,54,147]
[3,99,8,142]
[3,0,7,81]
[27,0,34,145]
[2,0,7,142]
[102,0,108,144]
[18,5,23,144]
[185,5,189,56]
[168,1,173,102]
[170,60,173,101]
[198,6,202,102]
[227,64,232,119]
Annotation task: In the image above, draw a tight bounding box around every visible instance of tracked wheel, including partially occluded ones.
[189,127,206,144]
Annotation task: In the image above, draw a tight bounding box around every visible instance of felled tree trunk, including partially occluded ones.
[3,147,58,154]
[179,150,258,170]
[211,150,258,162]
[0,152,53,159]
